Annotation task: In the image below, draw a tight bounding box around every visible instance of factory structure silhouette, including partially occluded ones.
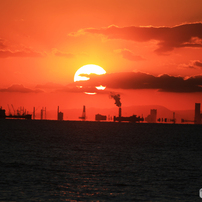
[0,94,202,124]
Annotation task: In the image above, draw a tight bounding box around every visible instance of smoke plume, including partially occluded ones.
[110,92,121,107]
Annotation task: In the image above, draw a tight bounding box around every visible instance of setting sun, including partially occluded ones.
[74,64,107,93]
[74,64,106,82]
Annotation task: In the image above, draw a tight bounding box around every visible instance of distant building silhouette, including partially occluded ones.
[114,114,144,123]
[195,103,201,124]
[57,106,64,121]
[145,109,157,123]
[95,114,107,121]
[113,107,143,123]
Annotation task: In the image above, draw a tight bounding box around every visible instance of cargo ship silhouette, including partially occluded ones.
[0,107,32,120]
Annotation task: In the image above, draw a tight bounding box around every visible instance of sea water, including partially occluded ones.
[0,119,202,201]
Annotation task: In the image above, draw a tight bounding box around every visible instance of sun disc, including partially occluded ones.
[95,85,106,90]
[74,64,106,82]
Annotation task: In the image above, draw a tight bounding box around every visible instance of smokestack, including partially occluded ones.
[119,107,121,118]
[57,106,64,121]
[33,107,35,120]
[119,107,121,123]
[57,106,59,120]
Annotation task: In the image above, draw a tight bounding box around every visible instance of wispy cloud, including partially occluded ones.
[114,49,145,61]
[0,50,45,58]
[0,38,45,58]
[0,38,7,49]
[52,49,74,58]
[0,84,43,93]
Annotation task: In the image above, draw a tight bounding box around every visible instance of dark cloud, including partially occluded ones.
[0,84,43,93]
[52,49,74,58]
[115,49,145,61]
[193,60,202,68]
[156,74,202,92]
[84,23,202,54]
[0,50,44,58]
[186,75,202,86]
[56,84,110,94]
[77,72,202,93]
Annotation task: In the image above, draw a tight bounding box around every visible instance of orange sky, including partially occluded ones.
[1,0,202,119]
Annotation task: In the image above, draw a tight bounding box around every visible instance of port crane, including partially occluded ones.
[11,104,15,115]
[7,104,12,116]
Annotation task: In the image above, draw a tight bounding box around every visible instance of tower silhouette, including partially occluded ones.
[79,105,86,121]
[195,103,201,124]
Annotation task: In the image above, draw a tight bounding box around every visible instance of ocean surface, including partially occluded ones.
[0,119,202,201]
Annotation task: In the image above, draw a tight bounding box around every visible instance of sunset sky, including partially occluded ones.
[1,0,202,119]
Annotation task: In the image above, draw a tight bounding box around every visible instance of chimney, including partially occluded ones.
[119,107,122,122]
[119,107,121,118]
[33,107,35,120]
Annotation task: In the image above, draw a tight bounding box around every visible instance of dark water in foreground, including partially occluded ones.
[0,120,202,201]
